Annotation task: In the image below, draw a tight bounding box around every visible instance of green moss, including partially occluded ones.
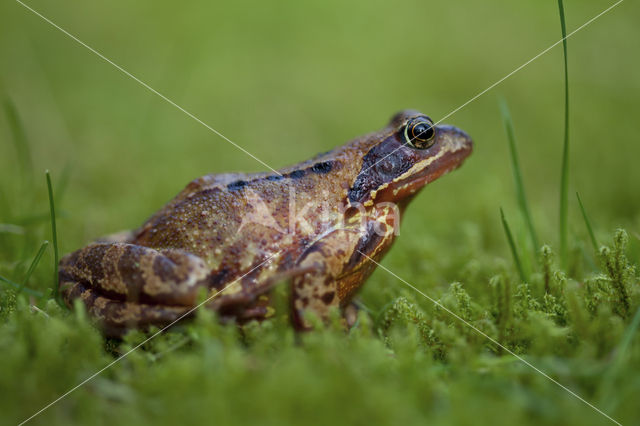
[2,227,637,425]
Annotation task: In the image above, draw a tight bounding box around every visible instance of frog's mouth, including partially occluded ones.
[378,125,473,203]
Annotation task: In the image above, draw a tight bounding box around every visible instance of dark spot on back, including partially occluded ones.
[321,291,335,305]
[311,161,333,174]
[227,180,248,191]
[287,169,306,179]
[266,175,284,181]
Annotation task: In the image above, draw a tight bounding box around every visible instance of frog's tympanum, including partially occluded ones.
[59,110,472,336]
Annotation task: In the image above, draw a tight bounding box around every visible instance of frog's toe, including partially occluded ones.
[62,280,192,337]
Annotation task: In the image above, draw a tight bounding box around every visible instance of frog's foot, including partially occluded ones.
[344,302,359,328]
[63,281,193,337]
[59,242,211,336]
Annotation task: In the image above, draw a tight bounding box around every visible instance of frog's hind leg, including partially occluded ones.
[59,242,211,336]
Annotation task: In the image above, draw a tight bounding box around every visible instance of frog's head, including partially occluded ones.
[347,110,473,208]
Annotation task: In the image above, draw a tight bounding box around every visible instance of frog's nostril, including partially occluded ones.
[458,129,473,147]
[437,124,473,149]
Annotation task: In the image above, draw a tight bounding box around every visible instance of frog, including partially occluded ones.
[59,110,472,337]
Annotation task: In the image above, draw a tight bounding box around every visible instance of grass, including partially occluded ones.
[0,274,42,297]
[4,98,32,179]
[45,170,60,301]
[18,240,48,294]
[577,192,599,254]
[1,1,639,425]
[500,207,526,283]
[500,99,539,265]
[558,0,571,267]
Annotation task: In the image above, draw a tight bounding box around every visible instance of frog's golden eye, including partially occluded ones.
[404,117,436,149]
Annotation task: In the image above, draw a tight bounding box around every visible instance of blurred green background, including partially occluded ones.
[1,0,639,425]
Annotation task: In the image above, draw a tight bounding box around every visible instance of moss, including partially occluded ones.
[2,227,637,425]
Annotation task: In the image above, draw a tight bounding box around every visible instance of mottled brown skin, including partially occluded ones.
[59,110,473,336]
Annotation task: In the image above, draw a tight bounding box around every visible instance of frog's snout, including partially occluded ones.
[436,124,473,160]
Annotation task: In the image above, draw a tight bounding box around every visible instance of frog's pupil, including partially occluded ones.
[413,122,434,141]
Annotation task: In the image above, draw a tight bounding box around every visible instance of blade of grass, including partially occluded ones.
[499,99,540,253]
[576,192,598,253]
[500,208,526,283]
[0,224,25,235]
[4,98,33,178]
[46,170,60,301]
[558,0,570,267]
[19,240,49,292]
[0,275,43,297]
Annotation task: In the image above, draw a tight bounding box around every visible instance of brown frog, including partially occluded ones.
[59,110,472,336]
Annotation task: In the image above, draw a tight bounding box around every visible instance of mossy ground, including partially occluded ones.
[1,1,639,425]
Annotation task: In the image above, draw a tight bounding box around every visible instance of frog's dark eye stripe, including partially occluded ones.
[404,117,436,149]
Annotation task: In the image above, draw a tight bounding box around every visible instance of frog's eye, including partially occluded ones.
[404,117,436,149]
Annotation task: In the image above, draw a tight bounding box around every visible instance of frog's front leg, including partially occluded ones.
[291,220,393,329]
[59,242,212,336]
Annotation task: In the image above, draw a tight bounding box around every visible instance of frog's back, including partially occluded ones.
[133,173,281,267]
[130,167,345,272]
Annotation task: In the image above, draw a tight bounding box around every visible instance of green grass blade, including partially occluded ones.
[558,0,570,267]
[19,240,49,291]
[3,98,33,178]
[499,99,539,253]
[0,274,44,297]
[576,192,598,253]
[46,170,60,300]
[500,208,526,283]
